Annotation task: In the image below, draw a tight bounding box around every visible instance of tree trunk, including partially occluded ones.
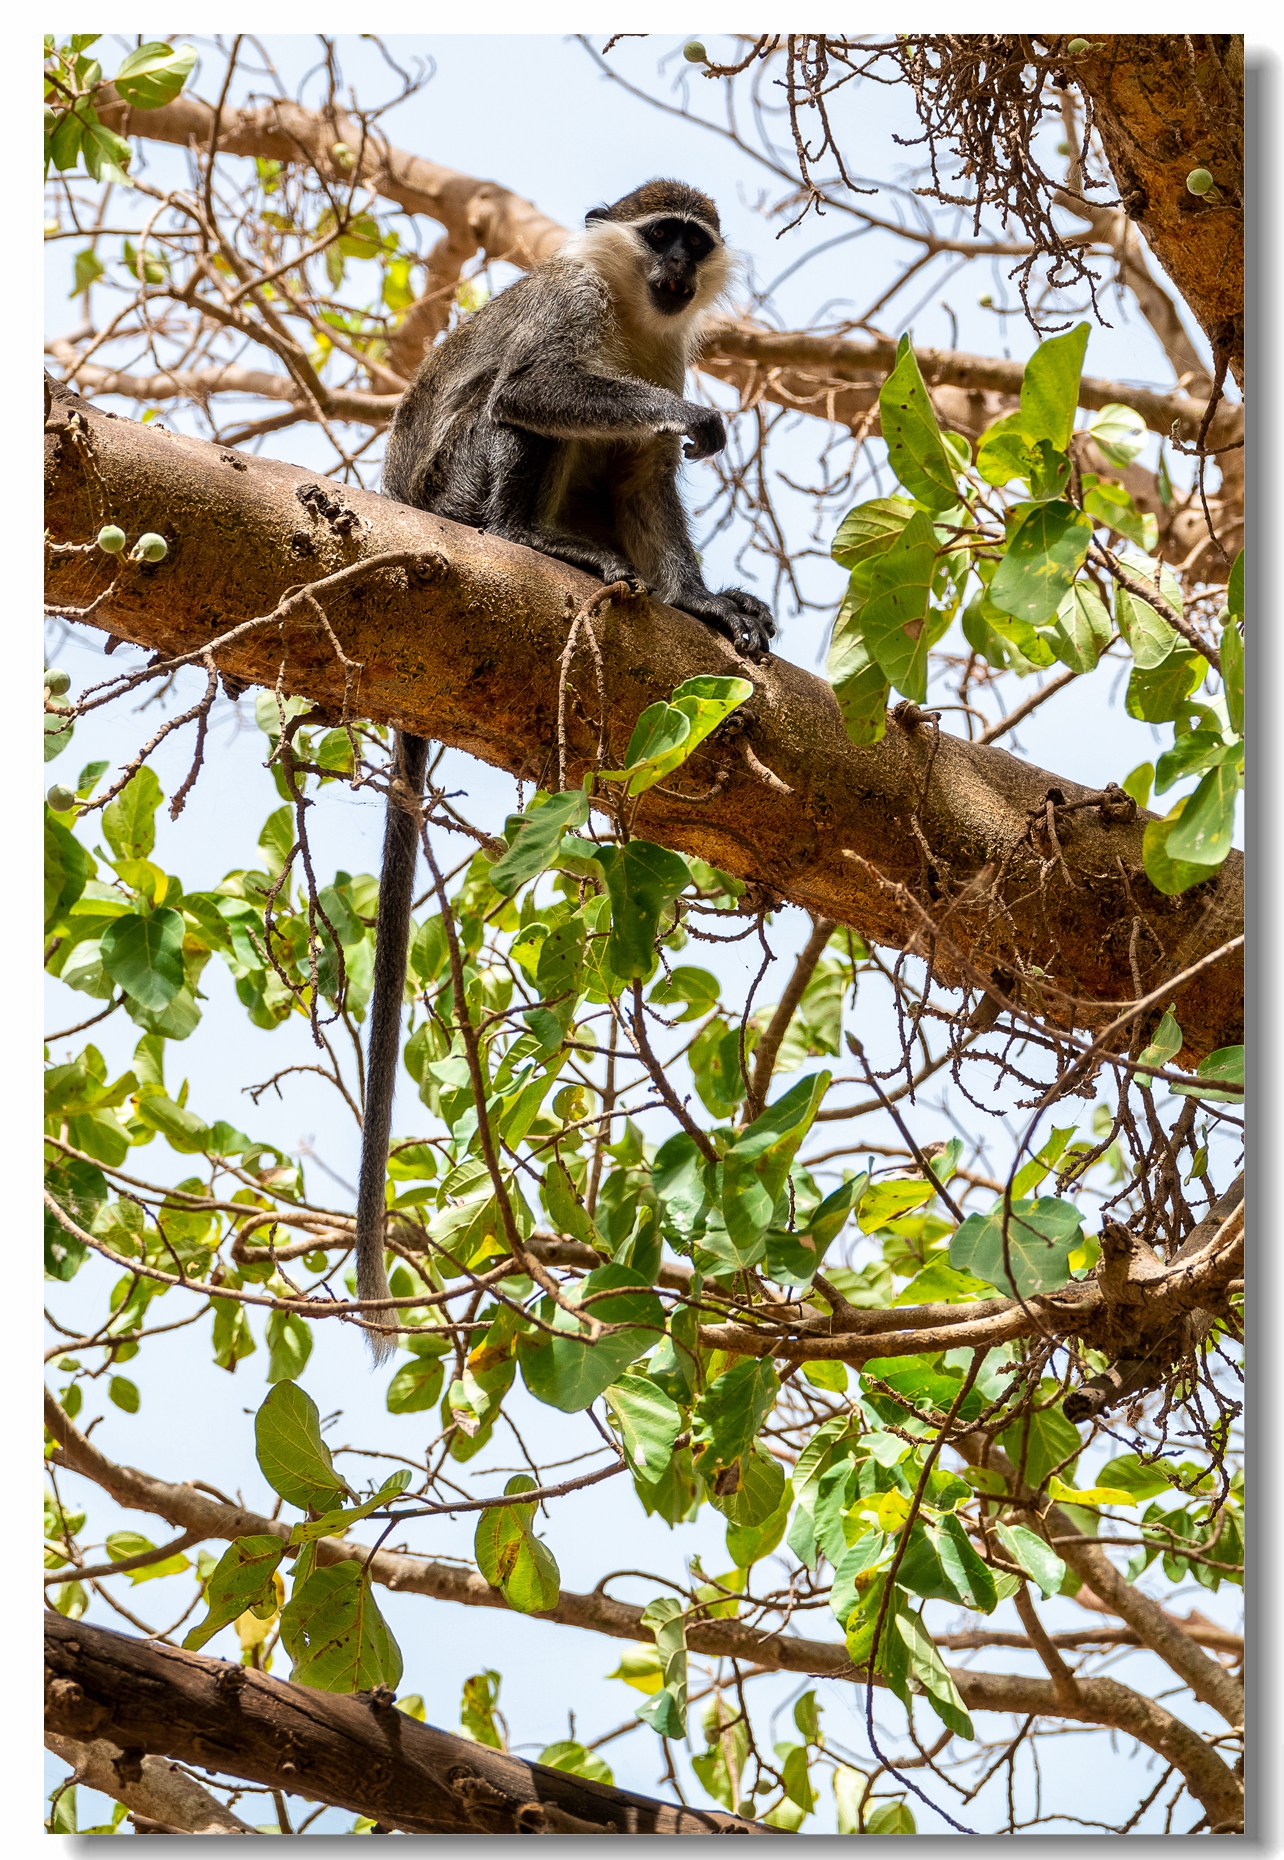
[1072,35,1243,386]
[44,384,1242,1061]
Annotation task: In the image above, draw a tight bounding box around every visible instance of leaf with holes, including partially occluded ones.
[279,1560,403,1692]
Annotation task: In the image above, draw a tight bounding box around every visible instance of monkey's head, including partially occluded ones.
[580,179,733,323]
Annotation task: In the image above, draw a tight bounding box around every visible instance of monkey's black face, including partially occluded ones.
[638,216,718,316]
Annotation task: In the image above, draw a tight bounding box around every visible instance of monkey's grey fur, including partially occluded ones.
[356,181,773,1359]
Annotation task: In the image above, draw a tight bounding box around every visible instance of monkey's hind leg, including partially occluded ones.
[354,731,430,1362]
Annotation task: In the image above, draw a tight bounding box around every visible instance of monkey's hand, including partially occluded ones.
[680,405,727,462]
[674,586,776,660]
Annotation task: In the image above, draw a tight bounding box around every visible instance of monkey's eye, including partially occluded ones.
[683,227,713,259]
[642,221,676,251]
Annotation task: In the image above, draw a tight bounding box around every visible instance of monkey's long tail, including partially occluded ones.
[354,730,431,1364]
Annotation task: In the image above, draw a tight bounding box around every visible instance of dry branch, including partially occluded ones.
[45,1615,763,1835]
[43,388,1243,1061]
[42,1394,1243,1828]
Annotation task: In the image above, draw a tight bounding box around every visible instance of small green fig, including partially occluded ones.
[978,292,994,307]
[1066,37,1090,55]
[683,39,708,63]
[132,532,169,563]
[44,667,71,696]
[1186,167,1214,196]
[97,524,127,553]
[47,784,77,813]
[331,141,355,169]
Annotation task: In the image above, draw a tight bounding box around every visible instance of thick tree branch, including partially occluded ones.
[43,388,1242,1061]
[45,1616,763,1835]
[45,1726,256,1834]
[42,1396,1242,1826]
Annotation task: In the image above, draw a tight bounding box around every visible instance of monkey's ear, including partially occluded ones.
[584,205,611,225]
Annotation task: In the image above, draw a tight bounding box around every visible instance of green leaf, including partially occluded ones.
[866,1800,917,1835]
[45,812,91,929]
[1165,761,1239,866]
[99,908,185,1010]
[79,112,133,187]
[689,1019,748,1118]
[1126,651,1208,726]
[475,1475,561,1613]
[542,1157,599,1248]
[69,247,104,297]
[254,1381,349,1512]
[859,511,941,704]
[878,337,959,511]
[1135,1006,1182,1091]
[1019,323,1089,453]
[183,1535,286,1650]
[112,41,197,109]
[610,676,752,796]
[648,965,720,1022]
[279,1560,403,1693]
[104,1528,189,1583]
[1045,582,1112,674]
[518,1265,664,1412]
[949,1197,1084,1298]
[1095,1453,1174,1502]
[1154,730,1236,795]
[721,1071,830,1258]
[289,1472,414,1544]
[386,1351,447,1413]
[460,1669,505,1745]
[1085,402,1146,468]
[989,502,1094,627]
[635,1595,687,1738]
[996,1397,1081,1492]
[693,1358,780,1472]
[933,1513,997,1613]
[108,1375,140,1413]
[725,1494,791,1568]
[707,1441,787,1526]
[1220,624,1243,740]
[1142,799,1221,895]
[592,840,690,980]
[994,1521,1065,1597]
[488,790,589,896]
[605,1375,683,1485]
[1172,1044,1243,1104]
[102,767,163,859]
[895,1607,973,1738]
[892,1257,991,1306]
[827,617,890,746]
[538,1741,614,1786]
[857,1177,936,1232]
[1011,1125,1075,1197]
[830,496,916,568]
[265,1310,314,1385]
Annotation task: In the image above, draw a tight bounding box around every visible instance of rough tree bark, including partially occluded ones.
[44,388,1243,1062]
[45,1616,765,1836]
[1071,35,1243,386]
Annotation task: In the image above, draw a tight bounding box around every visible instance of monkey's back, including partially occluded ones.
[382,260,611,518]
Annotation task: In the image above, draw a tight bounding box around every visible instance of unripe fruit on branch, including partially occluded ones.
[97,525,126,553]
[1186,168,1215,196]
[683,40,708,63]
[1066,38,1090,54]
[47,785,76,813]
[44,668,71,696]
[131,533,169,563]
[331,142,355,169]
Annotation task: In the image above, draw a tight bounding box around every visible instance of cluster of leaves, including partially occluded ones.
[44,655,1242,1826]
[827,327,1244,895]
[44,36,195,188]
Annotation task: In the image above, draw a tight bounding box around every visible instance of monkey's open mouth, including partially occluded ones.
[650,282,696,315]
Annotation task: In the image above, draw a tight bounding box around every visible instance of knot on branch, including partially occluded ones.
[890,698,943,732]
[295,481,363,537]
